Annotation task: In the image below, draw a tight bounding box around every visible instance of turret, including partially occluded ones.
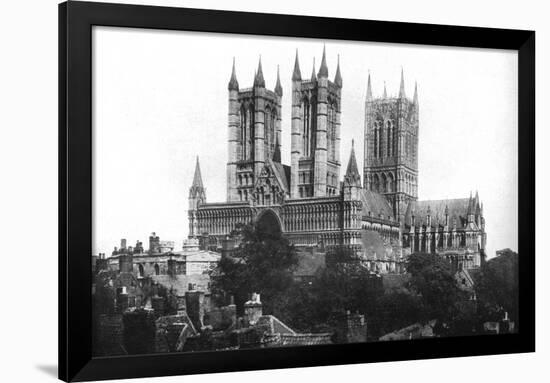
[253,57,266,179]
[290,49,302,198]
[274,65,283,97]
[314,46,329,196]
[426,205,431,227]
[310,58,316,82]
[366,72,373,102]
[398,68,406,98]
[343,140,361,200]
[189,157,207,238]
[274,65,283,158]
[334,55,342,88]
[467,192,475,224]
[227,58,240,201]
[253,57,265,88]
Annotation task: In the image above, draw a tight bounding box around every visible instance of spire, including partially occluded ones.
[344,140,361,186]
[318,45,328,78]
[275,65,283,96]
[253,56,265,88]
[228,57,239,91]
[292,49,301,81]
[272,137,281,163]
[191,156,204,189]
[444,204,449,215]
[366,72,373,101]
[383,81,387,98]
[399,67,406,98]
[467,191,474,218]
[413,81,418,104]
[334,54,342,87]
[311,57,316,82]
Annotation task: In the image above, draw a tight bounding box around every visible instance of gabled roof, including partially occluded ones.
[405,198,473,229]
[359,189,395,220]
[268,159,290,194]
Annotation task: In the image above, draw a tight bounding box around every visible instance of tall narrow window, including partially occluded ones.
[327,102,336,162]
[373,122,379,158]
[303,99,310,156]
[386,120,392,157]
[243,107,247,161]
[248,105,254,160]
[265,107,271,157]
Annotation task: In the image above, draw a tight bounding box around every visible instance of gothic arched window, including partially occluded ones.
[373,174,380,192]
[302,98,310,156]
[247,104,254,160]
[154,263,160,276]
[327,101,337,162]
[386,120,392,157]
[265,107,271,157]
[240,106,247,161]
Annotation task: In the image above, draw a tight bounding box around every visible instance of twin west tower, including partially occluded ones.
[226,47,342,204]
[189,47,486,273]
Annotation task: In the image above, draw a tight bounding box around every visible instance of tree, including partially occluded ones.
[406,253,468,328]
[374,288,427,336]
[475,249,519,324]
[210,223,299,315]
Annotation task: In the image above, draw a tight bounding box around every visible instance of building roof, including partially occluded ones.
[270,160,290,194]
[191,156,204,190]
[344,141,361,186]
[405,198,473,229]
[183,251,221,263]
[359,189,395,220]
[257,315,296,335]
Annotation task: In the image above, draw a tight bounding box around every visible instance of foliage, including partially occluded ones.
[406,252,467,324]
[475,249,519,323]
[374,288,426,336]
[211,223,299,314]
[93,271,117,315]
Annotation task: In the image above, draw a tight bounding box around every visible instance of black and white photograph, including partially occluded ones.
[1,0,545,382]
[91,27,519,356]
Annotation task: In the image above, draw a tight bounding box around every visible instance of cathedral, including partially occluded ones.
[187,47,487,273]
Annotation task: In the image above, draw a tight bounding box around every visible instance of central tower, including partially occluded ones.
[290,47,342,199]
[363,70,419,221]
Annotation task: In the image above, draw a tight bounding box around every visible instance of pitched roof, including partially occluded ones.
[334,55,342,87]
[228,57,239,91]
[344,141,361,186]
[270,160,290,194]
[318,45,329,77]
[191,156,204,189]
[292,49,301,81]
[405,198,471,229]
[359,189,395,220]
[274,65,283,96]
[253,57,265,88]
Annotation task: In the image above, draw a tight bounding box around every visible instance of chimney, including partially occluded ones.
[120,238,127,250]
[119,253,133,273]
[244,293,263,325]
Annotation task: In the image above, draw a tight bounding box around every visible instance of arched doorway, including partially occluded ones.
[256,209,282,238]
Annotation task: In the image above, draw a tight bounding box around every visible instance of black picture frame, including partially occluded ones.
[59,1,535,381]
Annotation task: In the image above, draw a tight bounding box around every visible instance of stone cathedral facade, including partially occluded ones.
[188,48,487,273]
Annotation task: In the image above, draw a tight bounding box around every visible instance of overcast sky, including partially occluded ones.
[92,26,518,258]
